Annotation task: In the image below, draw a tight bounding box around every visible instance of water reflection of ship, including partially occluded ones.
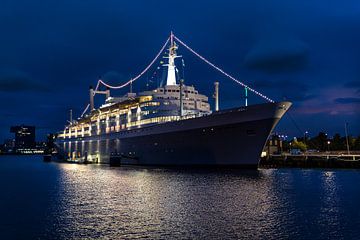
[55,32,291,168]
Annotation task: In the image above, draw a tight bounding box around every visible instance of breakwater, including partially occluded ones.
[260,154,360,169]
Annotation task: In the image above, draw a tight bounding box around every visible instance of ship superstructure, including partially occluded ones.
[59,37,210,140]
[56,32,291,167]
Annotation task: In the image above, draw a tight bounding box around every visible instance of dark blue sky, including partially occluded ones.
[1,0,360,141]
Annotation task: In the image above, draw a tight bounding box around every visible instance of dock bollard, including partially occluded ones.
[109,152,121,167]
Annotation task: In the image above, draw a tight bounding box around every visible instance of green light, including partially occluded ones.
[245,87,248,106]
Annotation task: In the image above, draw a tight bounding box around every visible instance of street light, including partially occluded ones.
[327,140,330,152]
[304,131,308,138]
[289,142,292,153]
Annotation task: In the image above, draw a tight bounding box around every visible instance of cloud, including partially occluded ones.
[344,80,360,94]
[251,79,316,102]
[334,97,360,104]
[244,36,309,73]
[344,81,360,88]
[0,68,49,92]
[294,86,360,116]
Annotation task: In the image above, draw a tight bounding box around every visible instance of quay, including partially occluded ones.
[260,153,360,169]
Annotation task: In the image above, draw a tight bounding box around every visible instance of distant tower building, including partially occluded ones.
[10,125,36,149]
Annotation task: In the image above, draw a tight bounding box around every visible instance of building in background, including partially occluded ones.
[0,126,44,154]
[262,134,284,157]
[10,125,36,150]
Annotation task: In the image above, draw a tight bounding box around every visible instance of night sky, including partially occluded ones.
[1,0,359,141]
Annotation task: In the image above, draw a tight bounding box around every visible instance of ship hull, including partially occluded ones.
[55,102,291,167]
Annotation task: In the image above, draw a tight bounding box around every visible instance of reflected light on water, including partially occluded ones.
[1,156,360,239]
[47,166,285,239]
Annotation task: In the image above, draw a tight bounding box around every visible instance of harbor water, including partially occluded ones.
[0,155,359,239]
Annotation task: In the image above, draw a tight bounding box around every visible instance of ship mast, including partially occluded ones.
[165,31,180,86]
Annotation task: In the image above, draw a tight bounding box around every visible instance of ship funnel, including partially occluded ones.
[89,86,94,111]
[69,109,73,124]
[106,87,110,99]
[213,82,219,111]
[179,79,184,116]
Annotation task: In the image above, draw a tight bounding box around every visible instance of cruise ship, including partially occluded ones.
[55,34,291,168]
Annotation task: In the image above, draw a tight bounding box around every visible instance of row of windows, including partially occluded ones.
[65,110,153,135]
[140,102,160,107]
[61,113,255,140]
[63,103,209,136]
[159,89,198,94]
[62,114,197,138]
[62,113,217,139]
[62,101,211,138]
